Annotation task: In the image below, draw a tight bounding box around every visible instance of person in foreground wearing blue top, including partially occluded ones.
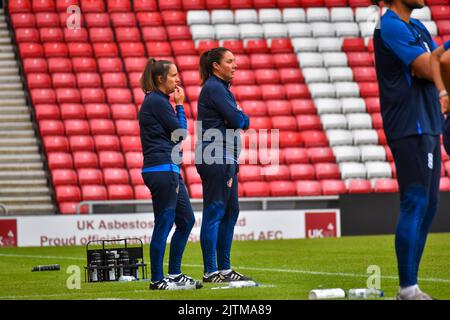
[195,47,251,283]
[139,58,201,290]
[372,0,449,300]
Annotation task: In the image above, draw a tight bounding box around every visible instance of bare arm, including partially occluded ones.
[411,52,434,82]
[430,45,447,92]
[441,50,450,94]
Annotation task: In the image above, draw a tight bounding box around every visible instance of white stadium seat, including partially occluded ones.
[330,8,354,22]
[190,25,215,40]
[352,129,378,145]
[235,9,258,24]
[333,145,361,162]
[365,161,392,179]
[311,22,335,38]
[411,7,431,21]
[259,9,283,23]
[335,82,359,98]
[302,68,329,83]
[308,83,336,98]
[341,98,366,114]
[422,21,438,36]
[292,38,318,52]
[328,67,353,82]
[211,10,234,25]
[360,145,386,162]
[215,24,240,40]
[239,24,264,39]
[314,98,341,114]
[321,114,347,130]
[355,6,380,23]
[297,52,323,68]
[346,113,372,130]
[323,52,348,67]
[283,8,306,23]
[263,23,288,39]
[307,8,330,22]
[317,38,342,52]
[359,21,377,38]
[288,23,312,38]
[340,162,367,179]
[326,129,353,146]
[187,11,210,25]
[334,22,360,38]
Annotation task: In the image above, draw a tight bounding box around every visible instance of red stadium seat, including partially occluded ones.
[15,28,39,42]
[274,53,299,68]
[240,100,267,116]
[116,27,141,42]
[19,43,44,58]
[374,179,399,193]
[60,103,85,120]
[347,179,372,193]
[172,40,197,56]
[129,168,144,185]
[69,135,95,152]
[27,73,51,89]
[121,136,142,153]
[134,0,158,11]
[353,67,377,82]
[73,151,99,168]
[189,183,202,198]
[78,168,104,186]
[296,115,322,131]
[9,0,32,13]
[52,73,76,88]
[56,0,79,12]
[89,119,116,135]
[365,97,380,113]
[102,72,127,88]
[221,40,245,54]
[296,180,322,196]
[440,177,450,191]
[35,104,60,120]
[134,185,151,200]
[280,68,304,84]
[43,136,69,153]
[103,168,130,185]
[233,85,262,101]
[76,72,101,88]
[348,0,370,6]
[167,26,192,41]
[321,180,346,195]
[272,116,297,131]
[162,11,187,25]
[94,135,121,151]
[270,181,296,196]
[47,57,71,73]
[242,181,270,197]
[142,26,167,41]
[99,151,124,168]
[181,70,201,86]
[81,88,106,104]
[31,88,56,104]
[71,57,96,73]
[98,57,123,73]
[93,42,119,58]
[277,0,301,8]
[67,43,93,57]
[11,13,37,28]
[39,28,64,42]
[48,152,73,169]
[314,163,340,180]
[88,27,114,43]
[107,0,131,12]
[36,12,60,27]
[261,85,286,100]
[279,131,302,148]
[182,0,206,10]
[146,41,172,56]
[106,88,132,104]
[289,164,315,180]
[119,42,145,57]
[56,88,81,104]
[377,129,386,145]
[291,99,317,115]
[371,113,383,129]
[282,148,309,164]
[245,39,269,54]
[431,6,450,20]
[40,120,65,136]
[249,116,271,130]
[197,40,220,53]
[82,185,108,201]
[128,72,141,88]
[185,86,202,101]
[358,82,379,98]
[125,152,143,169]
[347,52,373,67]
[285,84,310,99]
[266,100,292,116]
[300,131,328,147]
[184,166,201,184]
[325,0,347,7]
[176,55,200,71]
[85,13,110,28]
[108,185,134,200]
[56,186,81,203]
[111,104,137,120]
[342,38,365,52]
[85,103,111,119]
[23,58,48,73]
[301,0,325,6]
[269,38,293,54]
[206,0,229,9]
[307,147,335,163]
[255,69,280,84]
[253,0,277,8]
[116,120,140,136]
[437,21,450,35]
[81,0,105,12]
[133,88,145,105]
[52,169,78,186]
[234,54,250,69]
[250,54,274,69]
[64,119,90,136]
[239,165,263,182]
[124,57,147,73]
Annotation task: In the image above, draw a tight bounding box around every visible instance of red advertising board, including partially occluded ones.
[305,212,337,239]
[0,219,17,247]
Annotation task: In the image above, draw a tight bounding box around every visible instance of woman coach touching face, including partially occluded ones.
[139,58,201,290]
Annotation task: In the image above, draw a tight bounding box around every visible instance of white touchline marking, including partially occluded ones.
[1,253,450,284]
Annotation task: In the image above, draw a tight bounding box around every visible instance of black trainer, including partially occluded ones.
[221,270,252,282]
[149,278,178,290]
[170,274,203,289]
[203,272,227,283]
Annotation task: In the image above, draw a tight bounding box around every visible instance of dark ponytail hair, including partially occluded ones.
[199,47,230,86]
[140,57,174,93]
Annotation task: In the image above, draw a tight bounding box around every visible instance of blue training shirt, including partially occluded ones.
[139,90,187,169]
[196,75,250,163]
[373,9,443,141]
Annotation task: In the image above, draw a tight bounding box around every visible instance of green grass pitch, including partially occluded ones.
[1,233,449,300]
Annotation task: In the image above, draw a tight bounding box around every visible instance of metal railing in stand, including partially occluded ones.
[0,203,9,215]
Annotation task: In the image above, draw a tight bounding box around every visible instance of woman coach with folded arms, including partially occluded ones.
[195,47,251,283]
[139,58,201,290]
